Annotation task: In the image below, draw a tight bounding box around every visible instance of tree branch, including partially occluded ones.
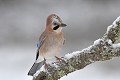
[33,16,120,80]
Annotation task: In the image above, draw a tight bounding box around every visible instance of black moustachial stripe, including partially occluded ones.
[53,25,59,30]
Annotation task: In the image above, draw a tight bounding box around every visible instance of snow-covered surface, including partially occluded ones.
[107,39,112,45]
[113,43,120,48]
[65,51,81,59]
[65,39,103,59]
[81,45,93,53]
[34,65,46,77]
[106,25,113,34]
[60,57,120,80]
[64,45,93,59]
[106,16,120,34]
[93,39,102,45]
[112,16,120,27]
[51,62,59,68]
[0,0,120,80]
[1,45,120,80]
[0,45,33,80]
[37,65,46,72]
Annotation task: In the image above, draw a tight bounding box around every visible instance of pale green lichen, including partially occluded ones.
[33,17,120,80]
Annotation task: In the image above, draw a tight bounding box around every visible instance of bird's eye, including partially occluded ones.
[53,15,57,19]
[53,22,57,26]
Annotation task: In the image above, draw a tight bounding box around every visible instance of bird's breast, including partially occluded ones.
[40,32,64,59]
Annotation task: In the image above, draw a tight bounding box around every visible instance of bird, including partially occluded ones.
[28,14,67,76]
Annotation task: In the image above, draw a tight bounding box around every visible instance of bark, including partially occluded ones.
[33,16,120,80]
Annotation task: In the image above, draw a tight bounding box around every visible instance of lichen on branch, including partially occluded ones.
[33,16,120,80]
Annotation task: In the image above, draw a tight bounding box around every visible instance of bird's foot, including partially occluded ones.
[55,56,67,64]
[55,56,63,61]
[44,62,48,69]
[43,58,48,69]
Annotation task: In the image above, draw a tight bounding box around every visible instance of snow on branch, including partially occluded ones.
[33,16,120,80]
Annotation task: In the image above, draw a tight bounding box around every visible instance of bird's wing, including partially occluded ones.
[28,31,46,76]
[37,31,46,49]
[63,39,65,45]
[36,31,46,60]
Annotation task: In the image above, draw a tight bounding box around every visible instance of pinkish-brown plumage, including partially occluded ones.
[28,14,67,76]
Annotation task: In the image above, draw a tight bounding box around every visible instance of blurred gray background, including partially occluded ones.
[0,0,120,80]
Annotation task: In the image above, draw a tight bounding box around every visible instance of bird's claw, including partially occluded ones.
[55,56,63,61]
[55,56,67,64]
[43,58,48,69]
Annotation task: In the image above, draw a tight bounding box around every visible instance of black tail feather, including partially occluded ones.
[28,60,45,76]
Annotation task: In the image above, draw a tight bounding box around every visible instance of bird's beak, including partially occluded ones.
[61,23,67,27]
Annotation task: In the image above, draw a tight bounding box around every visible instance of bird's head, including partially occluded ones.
[46,14,67,33]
